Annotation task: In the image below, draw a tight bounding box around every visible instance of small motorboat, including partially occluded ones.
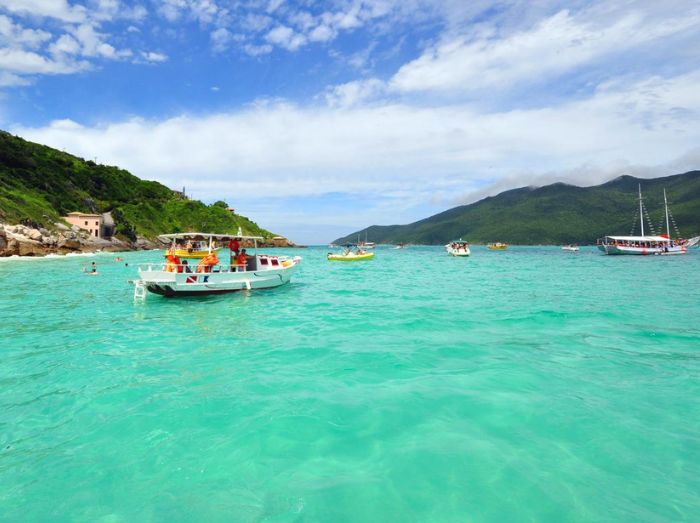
[164,238,223,259]
[487,242,508,250]
[562,245,579,252]
[327,246,375,261]
[446,239,470,256]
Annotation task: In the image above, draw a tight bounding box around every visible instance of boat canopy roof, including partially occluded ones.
[158,232,264,243]
[605,235,671,242]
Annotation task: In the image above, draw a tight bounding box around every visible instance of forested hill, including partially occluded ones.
[0,130,274,241]
[335,171,700,245]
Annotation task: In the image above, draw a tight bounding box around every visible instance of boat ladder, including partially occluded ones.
[133,280,147,301]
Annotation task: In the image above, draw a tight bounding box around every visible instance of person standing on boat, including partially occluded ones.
[229,237,241,269]
[229,237,240,255]
[236,249,248,271]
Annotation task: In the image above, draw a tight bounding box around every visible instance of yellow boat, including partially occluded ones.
[487,242,508,250]
[166,247,223,259]
[327,250,375,261]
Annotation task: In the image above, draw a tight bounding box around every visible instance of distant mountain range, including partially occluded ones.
[335,171,700,245]
[0,131,274,242]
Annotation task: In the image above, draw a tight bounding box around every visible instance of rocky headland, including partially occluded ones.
[0,222,300,258]
[0,222,155,257]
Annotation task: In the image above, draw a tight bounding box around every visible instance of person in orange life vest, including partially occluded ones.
[236,249,248,270]
[172,253,182,272]
[197,251,219,273]
[165,251,181,272]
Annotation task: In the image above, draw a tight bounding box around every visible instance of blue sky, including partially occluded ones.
[1,0,700,244]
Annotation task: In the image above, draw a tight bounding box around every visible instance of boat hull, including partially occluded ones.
[597,244,687,255]
[327,252,375,261]
[136,257,301,296]
[446,247,470,256]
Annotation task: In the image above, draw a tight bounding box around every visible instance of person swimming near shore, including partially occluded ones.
[83,261,98,275]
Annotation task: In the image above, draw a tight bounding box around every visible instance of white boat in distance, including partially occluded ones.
[446,239,471,256]
[562,245,579,252]
[133,232,301,298]
[357,231,375,249]
[597,186,690,255]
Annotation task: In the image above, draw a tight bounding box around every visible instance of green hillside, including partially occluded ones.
[0,131,273,241]
[335,171,700,245]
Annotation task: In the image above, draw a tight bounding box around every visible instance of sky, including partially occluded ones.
[1,0,699,244]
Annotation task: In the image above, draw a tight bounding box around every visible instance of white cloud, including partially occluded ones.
[0,8,156,86]
[158,0,188,22]
[14,71,700,205]
[265,25,306,51]
[308,24,335,43]
[0,47,88,75]
[70,23,131,58]
[325,78,385,108]
[266,0,284,14]
[49,34,81,56]
[390,8,700,94]
[0,70,29,86]
[243,43,272,56]
[157,0,225,25]
[141,51,168,63]
[210,27,232,53]
[0,14,52,49]
[0,0,87,23]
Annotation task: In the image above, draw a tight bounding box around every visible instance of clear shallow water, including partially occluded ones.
[1,246,699,522]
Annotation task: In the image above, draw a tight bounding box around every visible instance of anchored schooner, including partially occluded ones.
[597,185,694,255]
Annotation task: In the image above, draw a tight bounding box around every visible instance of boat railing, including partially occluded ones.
[138,255,297,274]
[138,263,251,273]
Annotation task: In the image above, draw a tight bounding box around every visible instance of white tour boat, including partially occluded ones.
[133,233,301,298]
[597,186,691,256]
[446,239,471,257]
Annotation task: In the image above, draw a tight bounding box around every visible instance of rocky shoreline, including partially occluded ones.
[0,222,155,257]
[0,223,300,257]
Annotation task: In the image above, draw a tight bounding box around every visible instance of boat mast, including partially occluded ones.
[664,188,671,239]
[638,184,645,237]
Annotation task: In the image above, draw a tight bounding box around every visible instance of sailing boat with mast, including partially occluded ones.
[358,231,375,250]
[597,185,689,255]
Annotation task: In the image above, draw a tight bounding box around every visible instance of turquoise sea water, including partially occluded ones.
[1,246,699,522]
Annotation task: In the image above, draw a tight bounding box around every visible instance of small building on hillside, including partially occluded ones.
[64,212,103,238]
